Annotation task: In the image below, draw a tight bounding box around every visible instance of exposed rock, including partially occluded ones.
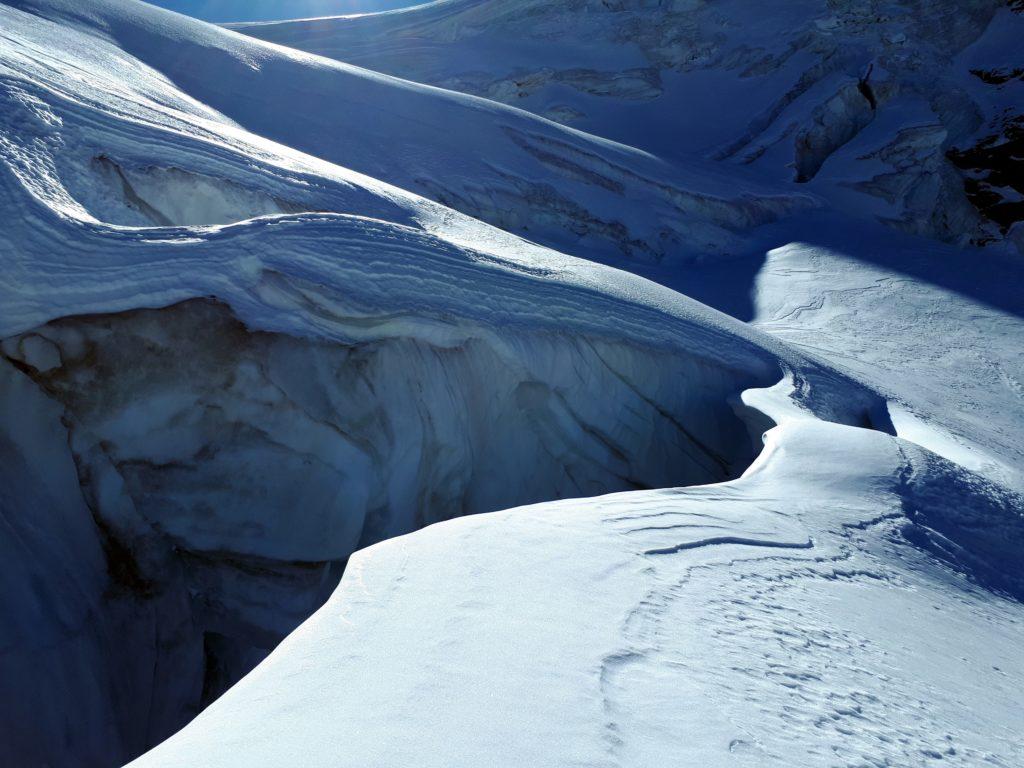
[947,115,1024,238]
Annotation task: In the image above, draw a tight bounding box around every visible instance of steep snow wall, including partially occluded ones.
[6,298,761,560]
[0,294,770,767]
[0,358,201,767]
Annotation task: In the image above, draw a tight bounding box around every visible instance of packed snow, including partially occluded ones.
[127,389,1024,768]
[0,1,1022,767]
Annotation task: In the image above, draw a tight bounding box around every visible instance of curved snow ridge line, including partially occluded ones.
[123,379,1013,768]
[1,234,888,443]
[743,379,1024,599]
[225,0,468,33]
[0,62,425,228]
[0,63,803,379]
[0,135,888,435]
[643,535,815,557]
[0,200,783,384]
[5,0,819,265]
[8,0,661,168]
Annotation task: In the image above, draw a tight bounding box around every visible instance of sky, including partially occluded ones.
[143,1,415,23]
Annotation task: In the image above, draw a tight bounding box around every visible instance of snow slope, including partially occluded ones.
[749,215,1024,493]
[0,2,1022,768]
[145,1,415,24]
[10,0,815,268]
[129,382,1024,768]
[235,0,1024,252]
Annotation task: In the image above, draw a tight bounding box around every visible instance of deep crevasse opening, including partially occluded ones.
[0,297,772,767]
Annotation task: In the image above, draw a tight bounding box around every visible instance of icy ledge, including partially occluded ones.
[126,378,1024,768]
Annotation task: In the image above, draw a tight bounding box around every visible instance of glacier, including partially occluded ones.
[236,0,1024,253]
[0,1,1022,767]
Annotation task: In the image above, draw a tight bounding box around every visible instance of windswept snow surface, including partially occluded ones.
[129,394,1024,768]
[144,2,416,24]
[235,0,1024,253]
[0,1,1022,768]
[9,0,814,267]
